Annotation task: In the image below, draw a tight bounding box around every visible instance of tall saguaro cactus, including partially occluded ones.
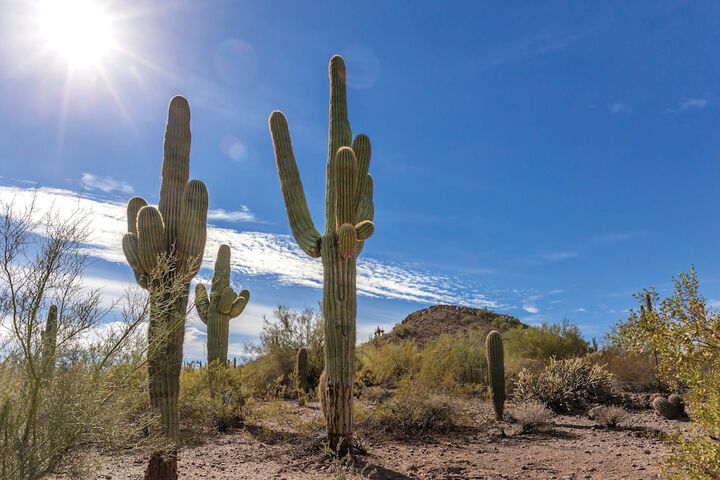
[122,96,208,479]
[269,55,374,455]
[194,244,250,365]
[485,330,506,420]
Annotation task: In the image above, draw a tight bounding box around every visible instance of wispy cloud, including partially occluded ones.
[591,232,634,245]
[537,251,579,262]
[610,102,631,114]
[523,305,540,314]
[0,184,502,307]
[666,97,708,113]
[474,29,591,70]
[207,207,256,223]
[81,173,134,195]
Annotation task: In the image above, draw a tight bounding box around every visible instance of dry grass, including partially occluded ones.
[511,401,553,433]
[589,406,627,427]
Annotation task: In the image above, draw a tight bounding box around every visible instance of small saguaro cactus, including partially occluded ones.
[121,96,208,479]
[295,347,310,396]
[485,330,506,420]
[194,244,250,365]
[39,305,58,377]
[269,55,374,456]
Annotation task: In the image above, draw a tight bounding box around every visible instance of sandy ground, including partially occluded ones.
[95,399,687,480]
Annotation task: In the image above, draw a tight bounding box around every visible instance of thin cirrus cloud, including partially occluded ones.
[81,173,134,195]
[609,102,631,114]
[0,184,502,307]
[207,206,257,223]
[666,97,708,113]
[537,251,579,262]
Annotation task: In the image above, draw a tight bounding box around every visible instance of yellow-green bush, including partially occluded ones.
[417,332,487,391]
[179,364,246,433]
[505,320,588,364]
[614,268,720,478]
[355,340,421,388]
[585,346,659,392]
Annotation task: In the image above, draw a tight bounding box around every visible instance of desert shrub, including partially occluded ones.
[417,332,488,391]
[505,320,588,364]
[179,363,246,433]
[0,199,155,479]
[243,398,324,438]
[513,358,616,413]
[242,306,323,398]
[511,401,553,433]
[586,346,660,392]
[589,405,627,427]
[359,380,463,436]
[613,268,720,478]
[355,340,421,388]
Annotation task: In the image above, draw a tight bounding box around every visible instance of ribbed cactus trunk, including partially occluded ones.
[269,56,375,456]
[122,96,208,480]
[485,330,506,420]
[195,244,250,366]
[322,240,356,452]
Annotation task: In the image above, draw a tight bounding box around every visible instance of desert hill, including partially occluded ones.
[381,304,526,346]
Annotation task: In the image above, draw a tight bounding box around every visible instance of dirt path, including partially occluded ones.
[95,401,683,480]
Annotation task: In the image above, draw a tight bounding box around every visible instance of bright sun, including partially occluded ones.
[36,0,116,69]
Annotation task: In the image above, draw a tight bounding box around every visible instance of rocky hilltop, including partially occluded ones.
[382,304,526,346]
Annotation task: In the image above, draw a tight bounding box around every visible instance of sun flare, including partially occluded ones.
[36,0,116,69]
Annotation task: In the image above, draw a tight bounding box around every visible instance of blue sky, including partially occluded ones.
[1,1,719,360]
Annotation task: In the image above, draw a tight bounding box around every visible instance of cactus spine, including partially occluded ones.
[194,244,250,365]
[296,347,310,396]
[486,330,505,420]
[269,56,374,455]
[121,96,208,478]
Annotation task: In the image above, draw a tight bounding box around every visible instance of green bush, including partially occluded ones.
[179,363,246,433]
[513,358,616,413]
[355,340,421,388]
[418,332,487,391]
[505,320,588,363]
[614,268,720,478]
[242,306,324,398]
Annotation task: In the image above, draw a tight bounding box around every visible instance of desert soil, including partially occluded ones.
[95,399,687,480]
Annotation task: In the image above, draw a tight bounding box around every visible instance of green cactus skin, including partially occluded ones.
[121,96,208,475]
[194,244,249,365]
[296,347,310,396]
[485,330,505,420]
[269,56,374,456]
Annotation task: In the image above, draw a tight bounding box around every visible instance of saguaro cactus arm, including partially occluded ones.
[269,112,322,258]
[194,283,209,324]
